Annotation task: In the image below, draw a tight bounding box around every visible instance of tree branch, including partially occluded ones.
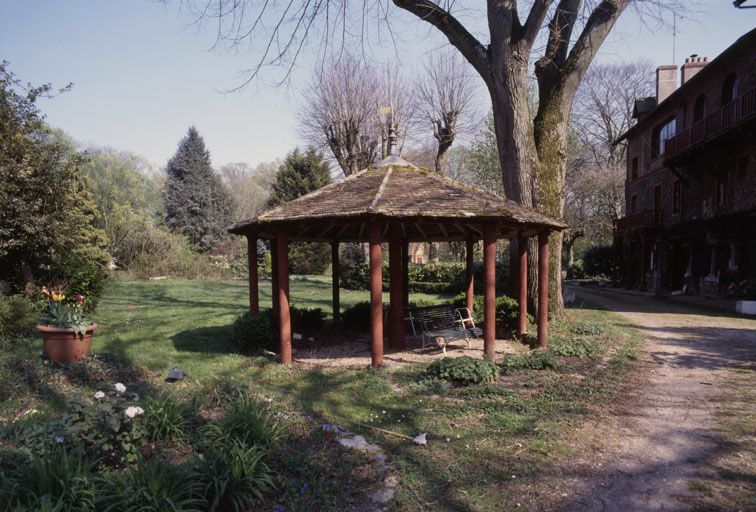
[522,0,553,47]
[392,0,489,78]
[563,0,630,94]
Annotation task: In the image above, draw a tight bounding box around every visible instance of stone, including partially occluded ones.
[165,367,185,382]
[412,433,428,446]
[293,333,303,340]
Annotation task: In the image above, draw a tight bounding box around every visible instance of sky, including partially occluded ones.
[2,1,754,171]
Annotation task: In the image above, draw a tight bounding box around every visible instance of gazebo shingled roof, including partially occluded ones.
[231,157,568,368]
[229,164,567,241]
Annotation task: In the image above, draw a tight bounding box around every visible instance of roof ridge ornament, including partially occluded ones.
[374,121,417,169]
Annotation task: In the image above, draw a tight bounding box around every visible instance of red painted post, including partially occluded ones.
[276,231,292,364]
[518,236,528,335]
[537,232,550,349]
[465,238,475,313]
[401,237,409,309]
[331,241,340,326]
[389,234,405,350]
[483,224,496,360]
[368,222,384,367]
[248,236,259,314]
[270,238,279,320]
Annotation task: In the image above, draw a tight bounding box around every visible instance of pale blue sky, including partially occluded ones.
[2,1,753,169]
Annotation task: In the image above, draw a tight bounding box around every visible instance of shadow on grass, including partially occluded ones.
[171,325,239,355]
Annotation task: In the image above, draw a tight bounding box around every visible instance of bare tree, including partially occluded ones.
[219,161,277,221]
[178,0,681,316]
[299,56,381,176]
[572,59,655,166]
[415,50,478,174]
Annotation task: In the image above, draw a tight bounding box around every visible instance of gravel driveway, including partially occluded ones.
[557,287,756,512]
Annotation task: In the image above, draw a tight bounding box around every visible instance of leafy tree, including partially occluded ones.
[268,148,332,274]
[465,113,504,197]
[164,127,236,252]
[0,62,109,300]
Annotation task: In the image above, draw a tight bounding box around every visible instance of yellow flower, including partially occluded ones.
[51,292,65,302]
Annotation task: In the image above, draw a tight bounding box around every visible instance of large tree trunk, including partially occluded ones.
[487,58,542,311]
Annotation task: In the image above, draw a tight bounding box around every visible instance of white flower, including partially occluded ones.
[114,383,126,394]
[124,406,144,418]
[94,391,105,399]
[54,435,65,444]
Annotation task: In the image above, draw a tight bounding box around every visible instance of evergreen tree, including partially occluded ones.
[164,127,236,252]
[0,63,109,301]
[268,148,332,274]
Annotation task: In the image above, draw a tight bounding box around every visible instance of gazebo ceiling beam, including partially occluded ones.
[439,224,449,237]
[414,222,428,239]
[358,222,365,240]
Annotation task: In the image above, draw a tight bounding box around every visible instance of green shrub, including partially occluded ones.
[0,447,97,512]
[582,245,614,278]
[504,349,558,371]
[341,301,374,330]
[290,306,326,334]
[193,440,275,512]
[232,311,276,353]
[549,337,600,358]
[570,322,606,336]
[452,293,532,333]
[566,261,584,279]
[426,356,499,385]
[142,393,187,443]
[201,393,281,452]
[96,459,203,512]
[289,242,330,275]
[0,294,41,336]
[46,251,108,311]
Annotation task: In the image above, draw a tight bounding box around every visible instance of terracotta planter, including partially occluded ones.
[36,324,96,363]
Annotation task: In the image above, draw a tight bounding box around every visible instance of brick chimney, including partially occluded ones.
[681,54,708,85]
[656,65,678,103]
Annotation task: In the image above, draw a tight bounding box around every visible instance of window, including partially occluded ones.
[652,117,676,157]
[672,179,681,214]
[693,94,706,123]
[631,194,638,214]
[721,73,738,105]
[715,176,726,206]
[631,157,638,180]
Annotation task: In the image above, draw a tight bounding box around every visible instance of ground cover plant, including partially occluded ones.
[1,277,643,511]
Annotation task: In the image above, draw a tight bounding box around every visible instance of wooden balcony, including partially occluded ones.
[615,209,665,234]
[663,88,756,160]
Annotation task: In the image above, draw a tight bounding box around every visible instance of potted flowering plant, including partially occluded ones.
[36,286,97,363]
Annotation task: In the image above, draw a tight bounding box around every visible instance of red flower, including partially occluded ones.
[74,294,86,303]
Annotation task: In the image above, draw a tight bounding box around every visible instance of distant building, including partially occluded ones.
[614,28,755,296]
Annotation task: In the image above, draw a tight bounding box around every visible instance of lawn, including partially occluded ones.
[1,276,643,511]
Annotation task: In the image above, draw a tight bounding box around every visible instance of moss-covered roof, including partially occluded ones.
[229,164,567,241]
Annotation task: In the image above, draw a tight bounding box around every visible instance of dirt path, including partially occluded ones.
[556,288,756,512]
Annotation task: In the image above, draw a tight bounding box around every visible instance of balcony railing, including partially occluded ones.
[615,209,665,233]
[663,88,756,160]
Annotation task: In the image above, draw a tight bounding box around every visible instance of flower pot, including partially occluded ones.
[36,324,97,363]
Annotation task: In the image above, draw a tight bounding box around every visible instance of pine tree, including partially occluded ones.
[268,148,332,274]
[164,127,236,252]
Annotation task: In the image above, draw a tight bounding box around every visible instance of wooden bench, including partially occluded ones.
[407,304,482,354]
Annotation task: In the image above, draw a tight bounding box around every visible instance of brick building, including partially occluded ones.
[614,28,756,296]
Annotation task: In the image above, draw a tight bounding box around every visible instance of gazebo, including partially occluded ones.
[229,153,567,367]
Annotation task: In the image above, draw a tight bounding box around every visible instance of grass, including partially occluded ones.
[1,277,644,511]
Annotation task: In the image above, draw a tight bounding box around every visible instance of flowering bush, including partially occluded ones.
[37,286,93,335]
[60,382,146,465]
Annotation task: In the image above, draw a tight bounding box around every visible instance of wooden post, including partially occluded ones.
[483,224,496,360]
[247,236,259,313]
[401,238,409,309]
[518,236,528,335]
[331,241,340,326]
[389,234,405,350]
[270,238,279,320]
[276,231,292,364]
[537,232,550,349]
[368,222,384,367]
[465,238,475,313]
